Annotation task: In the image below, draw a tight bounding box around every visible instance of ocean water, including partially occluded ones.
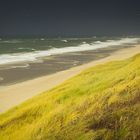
[0,37,139,66]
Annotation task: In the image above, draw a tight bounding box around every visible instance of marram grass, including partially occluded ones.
[1,54,140,140]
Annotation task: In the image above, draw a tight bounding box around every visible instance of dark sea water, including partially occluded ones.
[0,36,139,66]
[0,36,140,85]
[0,37,111,54]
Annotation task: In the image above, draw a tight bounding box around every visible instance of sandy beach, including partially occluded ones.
[0,44,140,113]
[0,45,127,85]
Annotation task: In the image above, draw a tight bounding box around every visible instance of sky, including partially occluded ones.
[0,0,140,37]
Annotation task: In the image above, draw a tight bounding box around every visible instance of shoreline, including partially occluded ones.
[0,44,130,86]
[0,44,140,113]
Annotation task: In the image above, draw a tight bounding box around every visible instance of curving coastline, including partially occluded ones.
[0,44,140,113]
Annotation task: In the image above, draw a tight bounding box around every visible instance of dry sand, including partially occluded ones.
[0,44,140,113]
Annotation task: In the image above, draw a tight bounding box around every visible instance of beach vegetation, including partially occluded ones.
[0,54,140,140]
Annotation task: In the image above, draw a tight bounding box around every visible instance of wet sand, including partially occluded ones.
[0,45,132,85]
[0,44,140,113]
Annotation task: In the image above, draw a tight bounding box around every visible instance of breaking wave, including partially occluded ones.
[0,38,139,65]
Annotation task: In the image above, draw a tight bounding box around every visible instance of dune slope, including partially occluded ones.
[0,54,140,140]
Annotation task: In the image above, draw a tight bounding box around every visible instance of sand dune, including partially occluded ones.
[0,45,140,113]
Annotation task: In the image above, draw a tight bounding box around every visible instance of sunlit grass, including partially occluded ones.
[0,54,140,140]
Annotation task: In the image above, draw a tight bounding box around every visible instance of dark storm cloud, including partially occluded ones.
[0,0,140,36]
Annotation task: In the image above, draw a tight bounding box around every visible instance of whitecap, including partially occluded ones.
[0,37,139,65]
[82,42,86,44]
[62,40,68,42]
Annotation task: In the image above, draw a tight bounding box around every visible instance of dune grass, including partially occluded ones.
[0,54,140,140]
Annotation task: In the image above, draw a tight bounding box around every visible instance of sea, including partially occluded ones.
[0,36,140,67]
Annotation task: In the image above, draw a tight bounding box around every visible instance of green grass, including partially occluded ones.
[1,54,140,140]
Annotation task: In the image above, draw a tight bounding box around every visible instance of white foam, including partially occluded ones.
[9,63,30,69]
[0,38,139,65]
[82,41,86,44]
[62,40,68,42]
[2,40,21,43]
[18,47,36,51]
